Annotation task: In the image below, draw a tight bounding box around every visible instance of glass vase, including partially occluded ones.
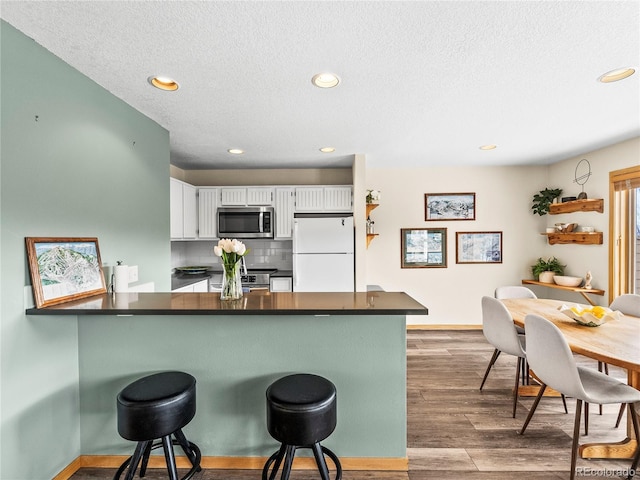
[221,261,243,300]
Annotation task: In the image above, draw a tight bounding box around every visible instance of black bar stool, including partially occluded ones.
[262,373,342,480]
[115,371,201,480]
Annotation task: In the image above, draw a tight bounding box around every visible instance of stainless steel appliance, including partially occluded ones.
[209,268,275,292]
[217,206,274,239]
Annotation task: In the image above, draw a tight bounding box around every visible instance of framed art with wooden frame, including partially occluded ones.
[456,231,502,264]
[425,193,476,221]
[25,237,107,308]
[401,228,447,268]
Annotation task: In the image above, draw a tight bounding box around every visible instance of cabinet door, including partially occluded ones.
[270,276,292,292]
[247,187,274,205]
[324,186,352,211]
[220,188,247,205]
[170,178,184,239]
[192,279,209,292]
[275,188,295,239]
[198,188,218,238]
[182,183,197,239]
[294,187,324,211]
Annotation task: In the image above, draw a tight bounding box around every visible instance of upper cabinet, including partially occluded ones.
[275,188,295,239]
[170,178,197,240]
[197,188,218,239]
[220,187,274,206]
[294,186,352,212]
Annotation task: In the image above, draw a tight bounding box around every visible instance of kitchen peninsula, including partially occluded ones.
[27,291,427,472]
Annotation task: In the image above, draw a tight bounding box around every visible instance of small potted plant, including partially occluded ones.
[531,257,565,283]
[531,188,563,216]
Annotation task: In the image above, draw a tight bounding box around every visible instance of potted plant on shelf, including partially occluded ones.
[531,188,563,216]
[531,257,565,283]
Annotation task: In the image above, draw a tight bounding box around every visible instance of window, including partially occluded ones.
[609,166,640,300]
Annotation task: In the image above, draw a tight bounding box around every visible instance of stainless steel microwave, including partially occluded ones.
[217,207,274,239]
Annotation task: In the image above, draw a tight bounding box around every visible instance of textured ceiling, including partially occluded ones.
[2,1,639,170]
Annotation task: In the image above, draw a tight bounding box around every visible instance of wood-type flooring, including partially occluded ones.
[71,329,637,480]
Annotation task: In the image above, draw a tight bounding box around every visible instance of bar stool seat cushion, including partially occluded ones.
[117,371,196,441]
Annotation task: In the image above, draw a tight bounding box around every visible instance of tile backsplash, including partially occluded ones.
[171,239,293,271]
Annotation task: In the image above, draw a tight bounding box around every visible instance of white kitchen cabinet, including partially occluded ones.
[170,178,197,239]
[324,186,352,211]
[275,188,295,239]
[220,187,274,206]
[172,279,209,293]
[220,187,247,206]
[247,187,274,205]
[270,276,292,292]
[294,186,352,212]
[294,187,324,211]
[198,188,218,238]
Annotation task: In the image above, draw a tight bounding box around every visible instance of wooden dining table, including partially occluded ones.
[501,297,640,460]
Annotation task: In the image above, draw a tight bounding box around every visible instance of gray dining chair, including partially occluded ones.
[480,296,527,418]
[609,294,640,428]
[519,314,640,480]
[480,287,535,392]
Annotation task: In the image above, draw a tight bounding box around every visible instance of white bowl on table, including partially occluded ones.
[553,275,583,287]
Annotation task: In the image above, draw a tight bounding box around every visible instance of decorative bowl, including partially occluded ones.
[558,304,621,327]
[553,275,583,287]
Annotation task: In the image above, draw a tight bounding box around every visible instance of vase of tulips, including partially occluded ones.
[214,238,249,300]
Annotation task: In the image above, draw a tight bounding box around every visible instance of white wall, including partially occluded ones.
[366,165,547,325]
[544,137,640,304]
[366,138,640,325]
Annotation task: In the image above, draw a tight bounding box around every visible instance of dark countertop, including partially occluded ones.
[171,273,212,291]
[270,270,292,278]
[25,291,428,316]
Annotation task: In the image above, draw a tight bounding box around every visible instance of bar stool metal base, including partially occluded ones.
[113,429,201,480]
[262,442,342,480]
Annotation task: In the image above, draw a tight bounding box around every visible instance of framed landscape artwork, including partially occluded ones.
[425,193,476,221]
[25,237,107,308]
[456,231,502,264]
[401,228,447,268]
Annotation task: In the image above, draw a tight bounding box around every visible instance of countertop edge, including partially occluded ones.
[25,292,428,316]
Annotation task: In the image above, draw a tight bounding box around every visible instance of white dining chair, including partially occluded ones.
[609,294,640,428]
[479,287,535,392]
[480,296,527,418]
[519,314,640,480]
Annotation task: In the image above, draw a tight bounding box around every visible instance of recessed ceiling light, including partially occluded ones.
[228,149,244,155]
[598,68,635,83]
[479,144,497,150]
[148,76,179,91]
[312,73,340,88]
[320,147,335,153]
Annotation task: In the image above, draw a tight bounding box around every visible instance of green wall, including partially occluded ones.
[1,21,170,479]
[77,314,407,457]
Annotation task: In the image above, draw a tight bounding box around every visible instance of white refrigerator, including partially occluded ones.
[293,214,355,292]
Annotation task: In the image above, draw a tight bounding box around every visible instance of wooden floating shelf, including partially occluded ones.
[541,232,603,245]
[366,233,379,248]
[549,198,603,215]
[366,203,379,217]
[522,279,605,305]
[366,203,379,248]
[522,279,605,296]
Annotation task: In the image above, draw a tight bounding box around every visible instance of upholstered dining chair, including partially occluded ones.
[519,314,640,480]
[480,296,527,418]
[610,294,640,429]
[479,287,536,392]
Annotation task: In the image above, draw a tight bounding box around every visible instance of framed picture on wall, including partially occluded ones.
[401,228,447,268]
[456,231,502,264]
[25,237,107,308]
[425,193,476,221]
